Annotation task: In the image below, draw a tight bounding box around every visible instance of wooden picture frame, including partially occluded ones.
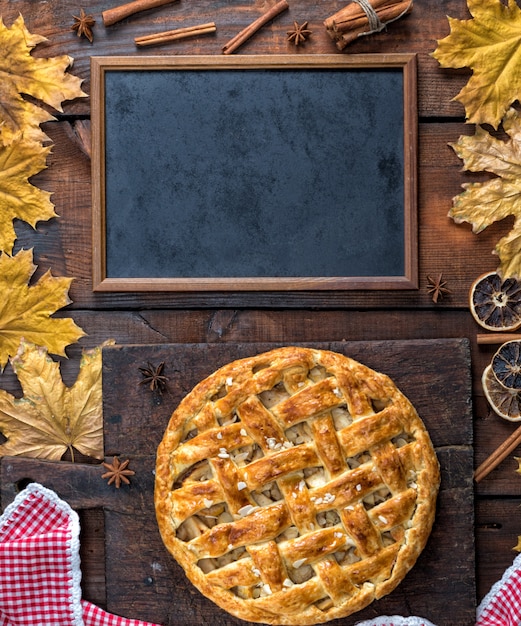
[91,54,418,292]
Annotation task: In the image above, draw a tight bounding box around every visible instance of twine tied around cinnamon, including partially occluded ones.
[353,0,385,33]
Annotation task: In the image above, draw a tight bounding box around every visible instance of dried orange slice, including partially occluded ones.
[469,272,521,331]
[492,340,521,390]
[482,364,521,421]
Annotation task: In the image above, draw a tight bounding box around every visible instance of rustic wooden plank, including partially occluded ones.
[0,455,157,612]
[102,339,473,452]
[79,508,106,608]
[100,339,474,624]
[0,456,147,511]
[5,0,493,310]
[476,498,521,602]
[0,0,470,118]
[0,307,486,398]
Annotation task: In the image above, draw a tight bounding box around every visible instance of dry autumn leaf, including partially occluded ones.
[432,0,521,129]
[0,137,56,254]
[0,14,86,146]
[0,249,85,369]
[449,108,521,279]
[0,339,114,460]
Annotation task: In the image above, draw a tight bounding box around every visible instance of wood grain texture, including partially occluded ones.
[476,498,521,602]
[0,0,470,117]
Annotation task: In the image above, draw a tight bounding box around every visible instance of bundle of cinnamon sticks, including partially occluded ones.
[324,0,413,50]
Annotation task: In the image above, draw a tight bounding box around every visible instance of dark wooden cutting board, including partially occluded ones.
[0,340,474,625]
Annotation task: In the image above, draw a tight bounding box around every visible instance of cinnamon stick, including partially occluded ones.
[474,422,521,482]
[324,0,413,50]
[222,0,289,55]
[103,0,178,27]
[325,0,402,29]
[477,333,521,345]
[135,22,216,46]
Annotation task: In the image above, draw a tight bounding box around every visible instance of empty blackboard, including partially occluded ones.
[91,54,417,292]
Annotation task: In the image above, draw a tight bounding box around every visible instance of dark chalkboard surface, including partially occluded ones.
[91,55,417,291]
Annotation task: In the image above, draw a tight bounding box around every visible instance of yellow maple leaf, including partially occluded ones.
[432,0,521,129]
[0,14,86,146]
[449,108,521,278]
[0,137,56,254]
[0,249,85,369]
[0,339,114,460]
[514,536,521,552]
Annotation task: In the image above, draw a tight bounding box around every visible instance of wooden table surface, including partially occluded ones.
[0,0,517,623]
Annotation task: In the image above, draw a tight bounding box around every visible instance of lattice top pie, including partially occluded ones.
[155,347,440,625]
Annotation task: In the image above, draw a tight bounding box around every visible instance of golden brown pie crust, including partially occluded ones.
[155,347,440,624]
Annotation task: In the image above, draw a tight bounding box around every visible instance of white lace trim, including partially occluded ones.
[0,482,84,626]
[355,616,437,626]
[477,551,521,620]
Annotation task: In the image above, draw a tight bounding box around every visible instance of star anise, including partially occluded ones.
[101,456,135,488]
[287,21,312,46]
[71,8,96,43]
[139,361,168,394]
[426,273,451,303]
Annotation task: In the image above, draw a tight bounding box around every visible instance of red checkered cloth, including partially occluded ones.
[0,482,160,626]
[80,602,158,626]
[476,552,521,626]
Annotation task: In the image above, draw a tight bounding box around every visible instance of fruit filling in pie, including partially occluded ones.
[155,347,440,625]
